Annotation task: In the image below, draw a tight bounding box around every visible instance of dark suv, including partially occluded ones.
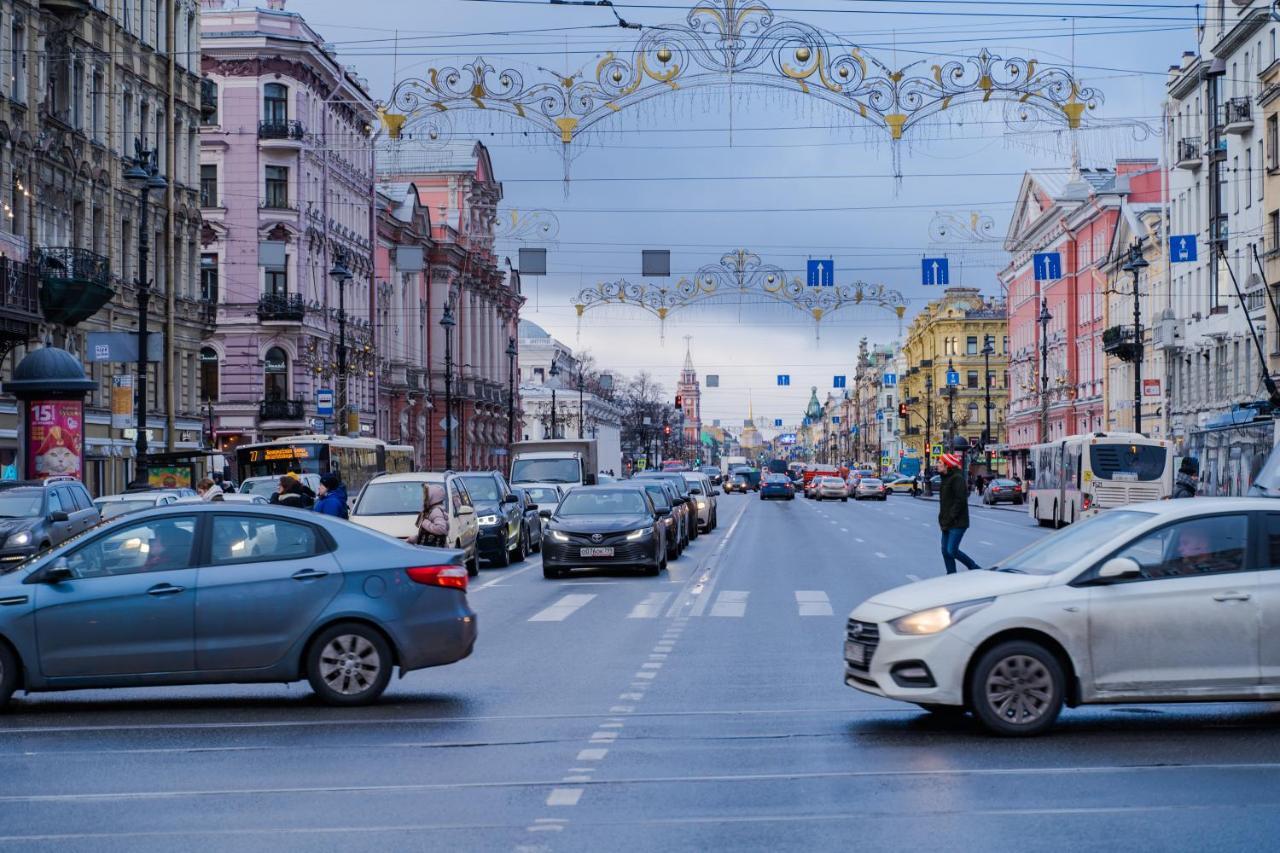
[455,471,526,567]
[0,478,99,563]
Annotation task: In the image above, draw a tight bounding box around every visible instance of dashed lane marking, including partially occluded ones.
[546,788,583,807]
[528,594,596,622]
[709,590,749,617]
[875,552,888,559]
[795,590,834,617]
[906,573,921,582]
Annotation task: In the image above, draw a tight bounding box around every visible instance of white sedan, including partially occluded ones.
[844,498,1279,736]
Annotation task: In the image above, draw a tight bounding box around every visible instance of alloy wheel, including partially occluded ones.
[983,654,1054,726]
[318,635,382,696]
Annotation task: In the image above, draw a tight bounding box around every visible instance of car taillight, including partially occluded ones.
[407,565,468,590]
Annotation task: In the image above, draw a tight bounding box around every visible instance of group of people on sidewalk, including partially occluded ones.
[192,472,351,518]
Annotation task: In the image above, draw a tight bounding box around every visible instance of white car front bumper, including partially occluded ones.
[843,601,976,707]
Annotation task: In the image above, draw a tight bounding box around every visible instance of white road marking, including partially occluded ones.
[561,775,591,783]
[641,662,662,669]
[627,592,672,619]
[618,693,643,701]
[906,573,921,582]
[590,731,618,742]
[634,671,657,679]
[980,540,995,546]
[600,722,625,728]
[855,538,864,543]
[471,558,541,590]
[874,552,888,559]
[546,788,583,807]
[528,594,596,622]
[795,590,834,617]
[577,749,608,761]
[608,706,633,714]
[710,590,749,617]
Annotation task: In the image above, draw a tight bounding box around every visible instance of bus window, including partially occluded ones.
[1090,444,1167,481]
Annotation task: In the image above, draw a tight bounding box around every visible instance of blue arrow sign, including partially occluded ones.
[832,416,842,424]
[946,370,960,387]
[1169,234,1197,263]
[833,375,846,389]
[921,257,950,286]
[807,259,834,287]
[876,410,884,422]
[1033,252,1062,281]
[883,373,897,387]
[777,374,790,386]
[774,418,783,427]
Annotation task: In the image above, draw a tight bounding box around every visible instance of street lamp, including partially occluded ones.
[924,372,934,473]
[1039,297,1052,442]
[506,336,518,451]
[577,364,585,440]
[548,359,560,439]
[440,299,456,470]
[328,250,353,436]
[943,358,959,448]
[981,334,995,472]
[122,141,167,483]
[1121,240,1149,435]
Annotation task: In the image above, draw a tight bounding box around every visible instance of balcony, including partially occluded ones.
[0,256,41,340]
[258,120,306,144]
[1222,97,1252,135]
[35,247,112,326]
[1175,137,1201,170]
[39,0,92,14]
[257,293,306,322]
[259,399,305,422]
[1102,326,1141,362]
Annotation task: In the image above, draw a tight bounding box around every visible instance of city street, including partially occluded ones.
[3,493,1279,851]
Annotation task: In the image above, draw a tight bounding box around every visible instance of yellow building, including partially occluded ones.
[899,288,1010,472]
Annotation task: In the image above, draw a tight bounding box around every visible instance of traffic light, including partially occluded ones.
[675,394,683,408]
[898,402,908,419]
[663,424,672,437]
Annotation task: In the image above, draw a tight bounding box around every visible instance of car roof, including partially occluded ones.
[96,493,166,502]
[369,472,450,484]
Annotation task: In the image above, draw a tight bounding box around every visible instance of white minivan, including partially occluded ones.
[349,472,480,575]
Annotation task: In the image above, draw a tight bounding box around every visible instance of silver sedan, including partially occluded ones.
[815,477,849,502]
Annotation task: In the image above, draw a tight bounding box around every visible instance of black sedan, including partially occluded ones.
[540,487,667,579]
[982,478,1024,505]
[512,488,546,553]
[456,472,524,567]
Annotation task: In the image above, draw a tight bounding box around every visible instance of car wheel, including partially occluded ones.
[493,537,512,568]
[532,528,543,553]
[306,623,393,707]
[968,641,1065,737]
[465,549,479,577]
[0,642,18,710]
[512,527,528,563]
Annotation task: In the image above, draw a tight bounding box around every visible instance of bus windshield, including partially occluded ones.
[1089,444,1167,481]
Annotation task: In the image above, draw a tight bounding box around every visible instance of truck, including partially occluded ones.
[509,439,599,489]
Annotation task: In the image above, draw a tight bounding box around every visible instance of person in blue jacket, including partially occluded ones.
[314,472,348,519]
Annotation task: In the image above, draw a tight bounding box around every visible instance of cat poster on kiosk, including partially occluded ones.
[26,400,83,479]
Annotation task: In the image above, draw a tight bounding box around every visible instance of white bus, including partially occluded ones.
[235,435,414,497]
[1027,432,1173,527]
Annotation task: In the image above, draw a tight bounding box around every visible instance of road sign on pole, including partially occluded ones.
[1032,252,1062,281]
[833,375,846,388]
[774,418,783,427]
[316,388,334,418]
[921,257,950,286]
[931,443,944,456]
[806,259,834,287]
[875,410,884,422]
[1169,235,1197,263]
[946,369,960,387]
[777,374,790,386]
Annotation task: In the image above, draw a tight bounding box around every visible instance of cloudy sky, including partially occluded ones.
[283,0,1197,433]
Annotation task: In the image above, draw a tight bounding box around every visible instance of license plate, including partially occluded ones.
[580,547,614,558]
[844,640,868,665]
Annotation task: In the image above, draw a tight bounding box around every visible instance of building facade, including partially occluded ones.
[899,288,1009,471]
[200,0,378,458]
[0,0,206,495]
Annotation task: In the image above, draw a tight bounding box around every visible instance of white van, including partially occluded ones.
[349,472,480,575]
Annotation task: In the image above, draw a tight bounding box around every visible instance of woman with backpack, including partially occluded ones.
[415,484,450,547]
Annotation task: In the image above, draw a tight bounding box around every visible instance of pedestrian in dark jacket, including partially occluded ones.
[271,474,315,510]
[313,472,348,518]
[938,452,982,574]
[1172,457,1199,499]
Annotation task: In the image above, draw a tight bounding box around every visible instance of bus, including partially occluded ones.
[1027,432,1173,527]
[234,435,414,497]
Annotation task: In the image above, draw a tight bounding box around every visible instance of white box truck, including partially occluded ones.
[510,439,599,489]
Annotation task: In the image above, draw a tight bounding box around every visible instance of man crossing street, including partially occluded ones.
[938,452,982,574]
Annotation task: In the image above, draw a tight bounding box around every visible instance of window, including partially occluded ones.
[966,370,979,389]
[91,67,104,141]
[966,336,978,355]
[200,254,218,302]
[265,165,288,208]
[11,18,25,104]
[1107,515,1249,580]
[61,516,197,579]
[263,82,288,124]
[71,57,83,128]
[264,346,288,401]
[968,402,979,422]
[1002,336,1008,353]
[200,346,219,402]
[1270,211,1279,254]
[1247,148,1253,209]
[46,489,64,513]
[265,267,287,297]
[199,164,217,207]
[1234,156,1240,214]
[210,515,319,564]
[200,78,217,125]
[122,90,133,152]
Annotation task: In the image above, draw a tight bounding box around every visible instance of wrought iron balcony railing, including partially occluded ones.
[259,399,305,421]
[35,246,113,326]
[1102,325,1141,362]
[1176,137,1201,164]
[258,120,306,141]
[257,293,306,322]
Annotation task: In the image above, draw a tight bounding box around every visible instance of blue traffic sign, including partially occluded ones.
[876,410,884,422]
[316,388,334,417]
[946,370,960,387]
[1169,235,1197,263]
[777,374,790,386]
[807,259,834,287]
[1033,252,1062,281]
[833,375,846,389]
[883,373,897,387]
[851,425,859,435]
[921,257,950,286]
[774,418,783,427]
[832,416,842,425]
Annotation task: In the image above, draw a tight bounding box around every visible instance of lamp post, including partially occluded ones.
[506,336,518,450]
[440,299,456,470]
[1121,240,1149,435]
[122,141,167,483]
[328,250,353,436]
[577,364,585,440]
[548,359,560,439]
[981,334,994,472]
[924,373,934,472]
[944,359,959,449]
[1039,298,1052,442]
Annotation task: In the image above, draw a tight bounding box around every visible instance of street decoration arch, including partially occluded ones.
[571,248,907,341]
[384,0,1103,182]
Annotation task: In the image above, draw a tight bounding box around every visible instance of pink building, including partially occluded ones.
[1000,160,1161,472]
[199,0,378,455]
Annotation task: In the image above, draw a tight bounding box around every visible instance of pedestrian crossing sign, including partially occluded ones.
[931,443,943,456]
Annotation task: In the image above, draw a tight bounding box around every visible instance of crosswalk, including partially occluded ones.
[527,589,843,623]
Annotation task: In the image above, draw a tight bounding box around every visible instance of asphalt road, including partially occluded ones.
[3,492,1280,851]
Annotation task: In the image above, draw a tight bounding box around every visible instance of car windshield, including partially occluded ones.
[459,476,501,502]
[96,499,157,519]
[510,458,580,484]
[558,490,648,516]
[765,475,787,484]
[995,510,1155,575]
[525,488,559,505]
[354,481,432,516]
[0,489,43,517]
[1089,443,1167,482]
[640,486,670,508]
[991,479,1017,487]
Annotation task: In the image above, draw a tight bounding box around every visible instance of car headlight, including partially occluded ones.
[550,530,569,542]
[889,598,995,636]
[5,531,30,547]
[696,499,707,509]
[477,514,500,526]
[626,526,654,541]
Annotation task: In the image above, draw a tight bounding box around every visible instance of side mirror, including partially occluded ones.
[526,503,539,511]
[655,506,671,516]
[689,487,703,495]
[49,511,70,523]
[1096,557,1142,582]
[42,560,73,584]
[457,505,475,516]
[538,508,553,519]
[502,494,520,504]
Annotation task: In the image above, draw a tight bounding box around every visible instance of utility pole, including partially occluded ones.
[924,373,934,471]
[1122,240,1148,435]
[1039,298,1052,442]
[123,142,166,484]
